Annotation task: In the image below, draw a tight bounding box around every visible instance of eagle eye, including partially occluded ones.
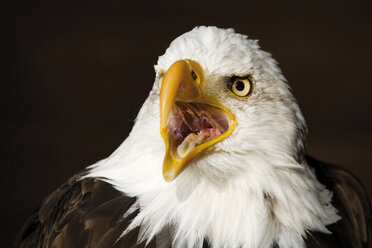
[228,76,253,98]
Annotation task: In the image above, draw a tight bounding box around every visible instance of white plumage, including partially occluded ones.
[86,26,340,248]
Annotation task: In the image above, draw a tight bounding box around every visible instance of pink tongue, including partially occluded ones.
[185,128,222,143]
[185,130,204,142]
[177,128,223,157]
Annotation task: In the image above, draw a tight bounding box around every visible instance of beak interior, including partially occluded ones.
[167,102,231,158]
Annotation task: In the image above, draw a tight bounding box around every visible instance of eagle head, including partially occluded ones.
[154,26,307,182]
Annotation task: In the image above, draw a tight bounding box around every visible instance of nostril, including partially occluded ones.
[191,71,197,81]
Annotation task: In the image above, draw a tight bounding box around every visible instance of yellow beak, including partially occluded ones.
[160,60,236,181]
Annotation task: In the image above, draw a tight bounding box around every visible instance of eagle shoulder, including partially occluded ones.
[14,172,156,248]
[305,155,372,248]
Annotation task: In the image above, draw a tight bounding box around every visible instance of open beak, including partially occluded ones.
[160,59,236,181]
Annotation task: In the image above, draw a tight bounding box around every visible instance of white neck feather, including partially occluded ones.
[86,94,340,248]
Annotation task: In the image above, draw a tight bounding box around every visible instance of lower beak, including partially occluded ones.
[159,60,236,181]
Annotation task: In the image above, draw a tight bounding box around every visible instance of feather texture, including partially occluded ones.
[14,172,154,248]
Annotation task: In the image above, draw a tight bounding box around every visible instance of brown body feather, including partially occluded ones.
[304,156,372,248]
[15,156,371,248]
[14,173,156,248]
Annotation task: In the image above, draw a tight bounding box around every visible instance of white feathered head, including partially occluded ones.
[153,26,307,182]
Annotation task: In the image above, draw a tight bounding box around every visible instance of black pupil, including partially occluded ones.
[235,81,245,91]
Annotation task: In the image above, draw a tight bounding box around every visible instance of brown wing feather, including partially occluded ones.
[14,172,156,248]
[305,155,372,248]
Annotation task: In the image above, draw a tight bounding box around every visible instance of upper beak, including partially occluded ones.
[159,60,236,181]
[160,60,202,132]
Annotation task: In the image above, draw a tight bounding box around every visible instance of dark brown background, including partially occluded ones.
[1,0,371,247]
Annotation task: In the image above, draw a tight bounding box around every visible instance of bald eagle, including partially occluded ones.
[15,26,371,248]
